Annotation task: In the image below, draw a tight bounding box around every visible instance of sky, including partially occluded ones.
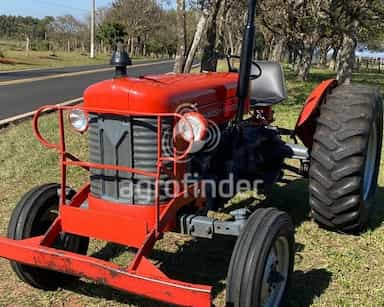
[1,0,112,20]
[356,50,384,59]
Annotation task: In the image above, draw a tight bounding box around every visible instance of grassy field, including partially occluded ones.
[0,40,150,71]
[0,68,383,306]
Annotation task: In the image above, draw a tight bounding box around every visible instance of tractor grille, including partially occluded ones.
[89,114,173,205]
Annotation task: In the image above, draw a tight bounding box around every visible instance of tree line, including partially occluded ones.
[1,0,383,84]
[174,0,384,84]
[0,14,90,55]
[0,1,180,58]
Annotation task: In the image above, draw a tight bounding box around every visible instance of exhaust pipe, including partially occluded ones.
[111,40,132,78]
[235,0,257,123]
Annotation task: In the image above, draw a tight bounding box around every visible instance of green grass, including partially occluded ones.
[0,49,110,72]
[0,68,383,306]
[0,40,151,71]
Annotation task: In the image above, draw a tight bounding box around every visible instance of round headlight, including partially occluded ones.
[175,112,208,143]
[69,109,88,132]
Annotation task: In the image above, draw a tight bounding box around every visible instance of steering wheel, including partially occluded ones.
[224,54,262,80]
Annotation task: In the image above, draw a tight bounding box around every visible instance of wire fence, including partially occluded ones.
[355,57,384,73]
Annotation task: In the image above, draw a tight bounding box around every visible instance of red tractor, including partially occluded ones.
[0,1,382,306]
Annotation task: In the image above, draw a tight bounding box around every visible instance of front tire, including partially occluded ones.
[309,85,383,233]
[7,183,89,290]
[226,208,295,307]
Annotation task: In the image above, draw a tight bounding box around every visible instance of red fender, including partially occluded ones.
[295,79,338,149]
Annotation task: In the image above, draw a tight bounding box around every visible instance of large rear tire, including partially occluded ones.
[226,208,295,307]
[7,184,89,290]
[309,85,383,233]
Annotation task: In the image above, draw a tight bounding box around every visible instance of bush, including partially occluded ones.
[31,40,49,51]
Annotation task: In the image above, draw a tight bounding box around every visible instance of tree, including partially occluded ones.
[289,0,329,81]
[112,0,163,56]
[259,0,288,62]
[174,0,188,72]
[48,15,84,52]
[200,0,224,72]
[184,8,210,72]
[97,22,126,52]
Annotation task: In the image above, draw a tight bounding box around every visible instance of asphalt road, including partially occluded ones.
[0,60,174,121]
[0,59,165,82]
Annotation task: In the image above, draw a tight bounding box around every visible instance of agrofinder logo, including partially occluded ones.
[162,103,222,162]
[118,103,265,203]
[119,173,264,204]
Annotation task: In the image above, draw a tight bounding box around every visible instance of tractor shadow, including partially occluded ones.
[153,235,235,301]
[63,279,171,307]
[261,177,312,227]
[62,177,384,306]
[288,268,332,307]
[63,242,171,307]
[368,185,384,231]
[260,178,333,306]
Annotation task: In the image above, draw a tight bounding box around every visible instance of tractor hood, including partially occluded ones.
[83,72,240,123]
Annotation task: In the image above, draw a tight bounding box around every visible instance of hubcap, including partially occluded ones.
[260,236,290,307]
[363,123,378,201]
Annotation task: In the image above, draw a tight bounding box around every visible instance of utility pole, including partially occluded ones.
[90,0,95,58]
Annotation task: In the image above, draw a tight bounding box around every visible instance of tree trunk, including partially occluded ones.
[184,9,210,73]
[293,49,298,66]
[288,46,294,64]
[227,28,234,55]
[319,45,329,67]
[329,47,339,71]
[297,41,314,81]
[216,0,232,55]
[174,0,187,73]
[25,36,30,56]
[269,36,286,62]
[337,32,357,85]
[201,0,223,72]
[262,44,271,61]
[130,37,135,56]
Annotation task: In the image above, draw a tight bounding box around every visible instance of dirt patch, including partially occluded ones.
[0,58,17,65]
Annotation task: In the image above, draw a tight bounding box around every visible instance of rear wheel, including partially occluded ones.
[7,183,89,290]
[226,208,295,307]
[309,85,383,233]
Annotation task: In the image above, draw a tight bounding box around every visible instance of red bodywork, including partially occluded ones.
[0,70,337,306]
[295,79,338,148]
[84,72,242,123]
[0,73,243,307]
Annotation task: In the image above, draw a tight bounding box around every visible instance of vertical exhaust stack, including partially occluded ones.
[111,40,132,78]
[235,0,257,123]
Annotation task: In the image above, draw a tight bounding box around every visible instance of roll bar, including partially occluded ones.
[235,0,257,123]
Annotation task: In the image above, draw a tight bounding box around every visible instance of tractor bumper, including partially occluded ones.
[0,236,212,307]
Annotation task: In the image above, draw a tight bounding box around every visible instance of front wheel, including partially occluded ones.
[7,183,89,290]
[226,208,295,307]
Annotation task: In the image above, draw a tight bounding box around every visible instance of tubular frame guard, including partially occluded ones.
[0,105,212,307]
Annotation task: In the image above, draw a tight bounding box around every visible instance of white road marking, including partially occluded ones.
[0,97,82,128]
[0,60,174,87]
[0,58,152,74]
[0,62,201,128]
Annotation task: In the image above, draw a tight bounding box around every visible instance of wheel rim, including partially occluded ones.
[260,236,290,307]
[363,123,378,201]
[31,202,58,237]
